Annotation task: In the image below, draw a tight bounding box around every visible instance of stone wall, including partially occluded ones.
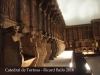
[0,0,66,67]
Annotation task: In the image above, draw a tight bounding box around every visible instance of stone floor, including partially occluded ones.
[85,56,100,75]
[44,51,73,67]
[44,56,71,67]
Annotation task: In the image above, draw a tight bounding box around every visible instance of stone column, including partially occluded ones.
[2,26,22,67]
[43,36,52,63]
[32,30,46,67]
[41,36,48,64]
[49,39,56,60]
[37,0,43,30]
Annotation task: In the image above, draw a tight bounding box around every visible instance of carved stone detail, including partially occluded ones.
[31,30,46,67]
[3,19,17,28]
[45,38,52,63]
[0,14,17,28]
[55,40,65,56]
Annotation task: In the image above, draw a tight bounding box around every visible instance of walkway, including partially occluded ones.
[45,51,73,67]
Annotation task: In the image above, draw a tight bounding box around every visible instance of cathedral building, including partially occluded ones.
[0,0,100,75]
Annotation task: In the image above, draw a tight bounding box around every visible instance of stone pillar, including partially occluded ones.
[41,36,48,64]
[20,33,38,67]
[2,26,22,67]
[38,0,43,30]
[31,0,38,29]
[55,39,59,57]
[33,30,46,67]
[44,37,52,63]
[56,40,66,56]
[49,39,57,60]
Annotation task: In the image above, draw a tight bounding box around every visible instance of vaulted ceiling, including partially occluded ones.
[57,0,100,26]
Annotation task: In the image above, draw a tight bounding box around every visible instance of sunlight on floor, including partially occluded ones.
[45,50,73,67]
[57,51,73,59]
